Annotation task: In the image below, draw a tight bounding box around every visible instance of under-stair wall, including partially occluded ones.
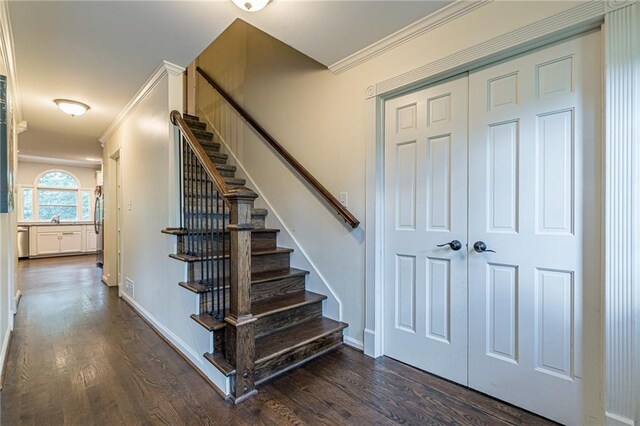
[100,62,229,393]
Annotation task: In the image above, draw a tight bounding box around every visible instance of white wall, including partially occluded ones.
[195,1,582,346]
[102,63,228,392]
[0,0,21,386]
[16,161,98,188]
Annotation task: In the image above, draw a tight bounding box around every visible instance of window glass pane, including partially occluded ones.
[22,188,33,220]
[38,206,77,221]
[82,191,90,220]
[37,171,77,188]
[38,190,77,206]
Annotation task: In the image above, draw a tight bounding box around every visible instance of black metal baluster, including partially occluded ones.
[222,198,227,319]
[215,191,221,319]
[210,184,215,316]
[186,148,191,257]
[179,135,184,230]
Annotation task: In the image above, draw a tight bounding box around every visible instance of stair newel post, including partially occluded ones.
[224,187,258,403]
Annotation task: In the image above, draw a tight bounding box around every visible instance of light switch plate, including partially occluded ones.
[339,192,348,207]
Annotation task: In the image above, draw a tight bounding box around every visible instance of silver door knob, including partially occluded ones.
[473,241,496,253]
[437,240,462,251]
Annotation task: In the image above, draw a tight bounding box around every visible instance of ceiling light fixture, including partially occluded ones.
[54,99,90,117]
[232,0,269,12]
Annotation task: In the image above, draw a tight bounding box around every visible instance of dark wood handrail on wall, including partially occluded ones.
[196,66,360,229]
[171,110,230,195]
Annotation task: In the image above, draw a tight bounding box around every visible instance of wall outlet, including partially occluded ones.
[125,277,134,298]
[339,192,348,207]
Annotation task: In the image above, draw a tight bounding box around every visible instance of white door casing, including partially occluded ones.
[467,31,602,425]
[383,75,469,385]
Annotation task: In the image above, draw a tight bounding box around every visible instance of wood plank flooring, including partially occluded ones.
[1,256,555,425]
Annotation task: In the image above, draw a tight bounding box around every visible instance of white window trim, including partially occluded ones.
[20,169,95,223]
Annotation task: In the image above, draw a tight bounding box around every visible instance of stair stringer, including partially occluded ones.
[199,114,343,324]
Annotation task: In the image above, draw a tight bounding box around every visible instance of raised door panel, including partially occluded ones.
[36,232,60,255]
[468,31,601,425]
[59,231,82,253]
[384,74,469,386]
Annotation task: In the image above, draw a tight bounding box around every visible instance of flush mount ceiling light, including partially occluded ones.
[232,0,269,12]
[54,99,90,117]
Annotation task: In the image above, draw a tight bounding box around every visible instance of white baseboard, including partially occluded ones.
[101,275,111,286]
[606,412,635,426]
[343,335,364,351]
[0,327,12,390]
[119,292,228,395]
[13,290,21,313]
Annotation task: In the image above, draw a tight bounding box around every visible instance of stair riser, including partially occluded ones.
[178,232,277,254]
[252,275,306,302]
[189,251,287,277]
[255,331,343,383]
[198,291,229,316]
[190,130,214,141]
[193,275,305,312]
[179,214,266,229]
[254,303,323,339]
[184,168,235,179]
[251,252,290,274]
[183,181,246,192]
[185,120,207,131]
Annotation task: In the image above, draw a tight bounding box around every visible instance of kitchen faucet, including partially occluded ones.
[51,215,60,224]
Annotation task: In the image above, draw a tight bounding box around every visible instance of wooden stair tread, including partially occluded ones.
[169,247,293,263]
[190,313,225,331]
[255,317,347,364]
[251,268,308,283]
[203,352,236,377]
[253,291,325,318]
[179,281,209,293]
[183,113,199,121]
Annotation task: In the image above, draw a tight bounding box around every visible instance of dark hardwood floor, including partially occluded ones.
[1,256,554,425]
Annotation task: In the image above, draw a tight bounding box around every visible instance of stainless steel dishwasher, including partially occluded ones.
[17,226,29,259]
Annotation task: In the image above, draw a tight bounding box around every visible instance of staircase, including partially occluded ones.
[163,112,347,403]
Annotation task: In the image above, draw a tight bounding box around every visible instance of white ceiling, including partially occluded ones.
[9,0,452,163]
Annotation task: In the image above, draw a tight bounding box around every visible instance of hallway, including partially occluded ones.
[1,256,553,425]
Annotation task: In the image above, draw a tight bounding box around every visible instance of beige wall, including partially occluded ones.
[195,1,582,346]
[17,161,98,188]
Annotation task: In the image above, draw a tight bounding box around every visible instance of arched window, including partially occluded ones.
[35,171,80,221]
[20,169,93,222]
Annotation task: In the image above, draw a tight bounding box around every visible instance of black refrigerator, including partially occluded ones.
[94,185,104,267]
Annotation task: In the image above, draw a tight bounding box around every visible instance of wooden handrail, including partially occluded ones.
[196,66,360,229]
[170,110,230,196]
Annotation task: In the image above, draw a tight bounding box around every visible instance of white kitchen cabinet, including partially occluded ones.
[59,231,82,253]
[33,225,83,256]
[36,232,63,255]
[86,226,97,252]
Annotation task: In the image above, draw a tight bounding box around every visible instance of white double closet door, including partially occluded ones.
[383,31,601,425]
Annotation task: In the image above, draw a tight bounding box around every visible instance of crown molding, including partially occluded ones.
[371,0,605,98]
[98,60,185,145]
[0,0,23,124]
[18,154,101,169]
[328,0,491,75]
